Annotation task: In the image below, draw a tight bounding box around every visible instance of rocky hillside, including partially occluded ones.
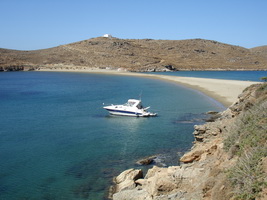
[1,37,267,72]
[111,83,267,200]
[250,45,267,57]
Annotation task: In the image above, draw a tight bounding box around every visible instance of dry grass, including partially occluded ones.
[224,84,267,199]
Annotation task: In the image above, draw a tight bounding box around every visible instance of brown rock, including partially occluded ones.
[115,168,143,184]
[180,150,204,163]
[194,125,207,133]
[116,179,136,192]
[195,135,204,142]
[145,166,163,179]
[154,178,177,195]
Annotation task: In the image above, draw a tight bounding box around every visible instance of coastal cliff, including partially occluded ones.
[1,37,267,72]
[111,83,267,200]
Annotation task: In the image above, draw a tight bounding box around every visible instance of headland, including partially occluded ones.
[110,80,267,200]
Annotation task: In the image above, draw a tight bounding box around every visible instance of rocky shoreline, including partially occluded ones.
[0,64,39,72]
[110,83,267,200]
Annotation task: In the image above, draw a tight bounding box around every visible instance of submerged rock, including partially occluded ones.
[206,111,219,115]
[136,155,157,165]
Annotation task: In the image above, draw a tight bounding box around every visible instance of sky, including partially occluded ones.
[0,0,266,50]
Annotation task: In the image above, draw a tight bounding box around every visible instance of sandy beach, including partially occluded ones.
[38,68,260,106]
[149,74,258,106]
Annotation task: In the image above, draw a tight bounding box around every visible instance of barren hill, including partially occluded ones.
[1,37,267,72]
[250,45,267,56]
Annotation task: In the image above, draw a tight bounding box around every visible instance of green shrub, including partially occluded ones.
[260,77,267,82]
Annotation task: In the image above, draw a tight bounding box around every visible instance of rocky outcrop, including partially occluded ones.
[111,83,267,200]
[113,169,143,193]
[0,65,38,71]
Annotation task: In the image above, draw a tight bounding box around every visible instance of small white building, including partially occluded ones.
[102,34,112,38]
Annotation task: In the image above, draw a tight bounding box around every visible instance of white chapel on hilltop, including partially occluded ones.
[102,34,113,38]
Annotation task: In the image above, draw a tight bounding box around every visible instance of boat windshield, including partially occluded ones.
[125,101,136,107]
[124,100,143,108]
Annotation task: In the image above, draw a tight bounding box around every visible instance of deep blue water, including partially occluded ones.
[0,71,226,199]
[144,70,267,81]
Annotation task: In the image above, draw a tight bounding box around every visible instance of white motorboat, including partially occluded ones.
[103,99,157,117]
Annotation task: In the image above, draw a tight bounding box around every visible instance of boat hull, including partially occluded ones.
[105,109,148,117]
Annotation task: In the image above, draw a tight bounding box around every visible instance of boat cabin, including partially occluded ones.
[125,99,143,109]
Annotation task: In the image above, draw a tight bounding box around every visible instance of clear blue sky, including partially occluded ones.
[1,0,266,50]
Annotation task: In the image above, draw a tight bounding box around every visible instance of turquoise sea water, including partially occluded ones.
[0,71,235,200]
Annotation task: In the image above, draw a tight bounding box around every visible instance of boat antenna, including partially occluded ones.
[139,90,143,101]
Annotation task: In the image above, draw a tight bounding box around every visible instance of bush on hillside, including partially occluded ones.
[260,77,267,82]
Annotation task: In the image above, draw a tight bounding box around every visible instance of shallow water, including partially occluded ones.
[0,71,225,199]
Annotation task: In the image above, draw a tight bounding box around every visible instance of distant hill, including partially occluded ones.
[250,45,267,56]
[0,37,267,72]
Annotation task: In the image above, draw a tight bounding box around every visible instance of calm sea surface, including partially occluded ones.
[0,71,256,200]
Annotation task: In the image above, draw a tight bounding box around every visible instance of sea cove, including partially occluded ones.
[0,71,226,200]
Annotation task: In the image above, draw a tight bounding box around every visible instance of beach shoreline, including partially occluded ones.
[38,68,260,107]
